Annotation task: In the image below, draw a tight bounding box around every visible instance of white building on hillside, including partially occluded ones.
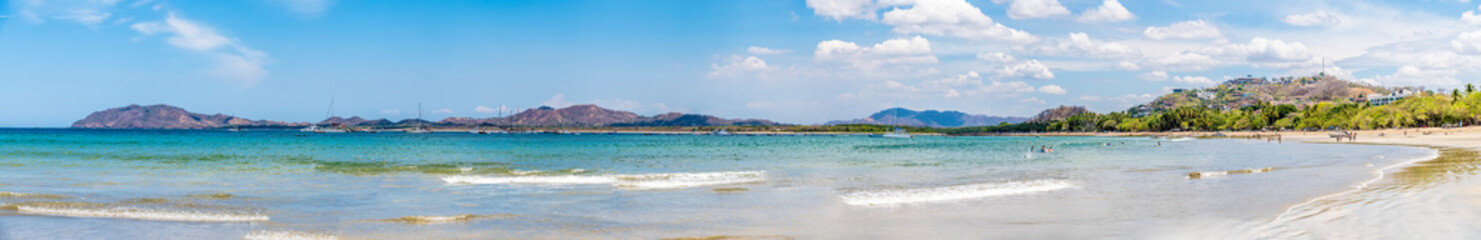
[1368,90,1413,106]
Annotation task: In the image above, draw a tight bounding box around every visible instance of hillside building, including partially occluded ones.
[1368,90,1413,106]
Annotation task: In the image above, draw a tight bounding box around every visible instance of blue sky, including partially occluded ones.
[2,0,1480,126]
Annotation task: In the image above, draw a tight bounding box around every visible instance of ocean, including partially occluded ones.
[0,129,1437,239]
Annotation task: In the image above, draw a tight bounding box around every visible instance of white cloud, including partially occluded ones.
[474,105,496,114]
[994,0,1070,20]
[994,60,1054,80]
[982,80,1039,95]
[14,0,123,25]
[888,71,1039,98]
[542,93,572,108]
[1017,32,1141,59]
[381,109,401,115]
[1211,38,1313,67]
[1037,84,1066,94]
[709,55,771,78]
[131,13,269,86]
[1139,37,1314,71]
[806,0,881,21]
[1361,65,1460,87]
[269,0,334,16]
[1464,5,1481,25]
[1143,20,1221,40]
[1078,93,1157,105]
[56,9,111,25]
[880,0,1037,43]
[1283,10,1342,27]
[747,46,792,55]
[1138,71,1170,81]
[1115,61,1140,71]
[1076,0,1135,23]
[1172,75,1215,85]
[1347,40,1481,88]
[814,36,939,68]
[1142,51,1220,71]
[977,52,1017,63]
[431,108,454,114]
[1453,30,1481,54]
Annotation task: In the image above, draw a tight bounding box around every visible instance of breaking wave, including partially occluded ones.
[611,171,767,189]
[1187,167,1277,179]
[13,204,268,222]
[442,171,765,190]
[0,191,69,199]
[839,179,1074,206]
[442,175,616,185]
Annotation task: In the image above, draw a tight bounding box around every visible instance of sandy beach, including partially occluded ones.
[1143,127,1481,238]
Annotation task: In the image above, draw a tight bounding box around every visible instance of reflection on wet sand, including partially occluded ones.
[660,235,794,240]
[372,214,516,225]
[1260,147,1481,238]
[1389,147,1481,188]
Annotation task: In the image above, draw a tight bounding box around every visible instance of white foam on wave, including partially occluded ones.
[442,175,616,185]
[442,171,765,190]
[613,171,767,189]
[509,169,542,175]
[16,205,269,222]
[242,230,338,240]
[1190,171,1228,178]
[839,179,1074,207]
[1170,137,1195,142]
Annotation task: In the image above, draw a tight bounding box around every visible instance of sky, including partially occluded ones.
[2,0,1481,127]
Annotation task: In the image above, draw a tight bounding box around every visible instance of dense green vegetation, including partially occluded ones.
[948,86,1481,134]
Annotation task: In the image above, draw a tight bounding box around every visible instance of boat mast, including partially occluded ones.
[324,96,335,126]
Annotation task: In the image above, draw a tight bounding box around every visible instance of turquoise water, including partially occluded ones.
[0,129,1434,239]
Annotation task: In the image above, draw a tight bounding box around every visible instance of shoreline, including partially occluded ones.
[1245,129,1481,237]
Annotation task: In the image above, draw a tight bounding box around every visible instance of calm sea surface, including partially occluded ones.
[0,129,1435,239]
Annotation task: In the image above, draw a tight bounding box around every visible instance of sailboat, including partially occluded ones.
[868,107,912,139]
[302,97,347,133]
[712,128,732,136]
[405,103,430,134]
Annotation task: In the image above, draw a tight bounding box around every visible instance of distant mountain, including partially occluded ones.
[825,108,1026,128]
[443,105,777,127]
[1027,105,1092,123]
[72,104,306,129]
[610,113,777,127]
[504,104,643,126]
[438,104,643,127]
[76,104,780,129]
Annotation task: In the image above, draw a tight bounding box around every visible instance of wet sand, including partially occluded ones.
[1129,127,1481,238]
